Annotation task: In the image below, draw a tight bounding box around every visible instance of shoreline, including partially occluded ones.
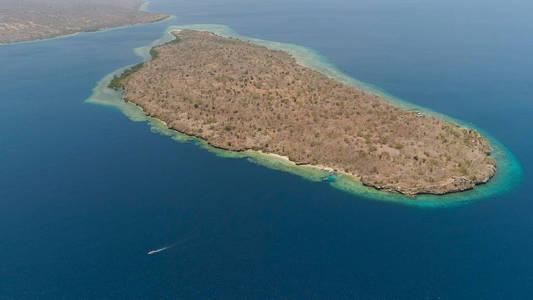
[86,24,522,207]
[125,96,494,198]
[122,97,346,178]
[116,30,496,197]
[0,1,172,46]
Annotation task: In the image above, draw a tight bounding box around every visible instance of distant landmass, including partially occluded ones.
[110,30,496,196]
[0,0,168,44]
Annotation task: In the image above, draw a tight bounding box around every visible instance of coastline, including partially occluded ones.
[139,1,152,12]
[0,1,172,46]
[87,24,522,207]
[122,93,491,198]
[121,95,347,181]
[116,29,496,196]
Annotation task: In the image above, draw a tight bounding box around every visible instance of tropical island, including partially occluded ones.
[0,0,168,44]
[110,29,497,196]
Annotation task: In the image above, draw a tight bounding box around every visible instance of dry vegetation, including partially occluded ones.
[117,30,496,196]
[0,0,168,44]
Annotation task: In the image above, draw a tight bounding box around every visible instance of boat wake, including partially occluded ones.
[147,245,172,255]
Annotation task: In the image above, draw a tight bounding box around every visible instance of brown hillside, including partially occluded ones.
[0,0,168,44]
[117,30,496,196]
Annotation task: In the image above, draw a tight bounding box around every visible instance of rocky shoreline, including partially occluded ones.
[112,30,497,196]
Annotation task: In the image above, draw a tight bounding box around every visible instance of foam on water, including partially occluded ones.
[86,24,522,208]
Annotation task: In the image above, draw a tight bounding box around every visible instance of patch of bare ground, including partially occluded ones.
[116,30,496,196]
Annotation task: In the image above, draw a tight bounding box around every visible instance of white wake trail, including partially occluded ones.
[147,245,172,255]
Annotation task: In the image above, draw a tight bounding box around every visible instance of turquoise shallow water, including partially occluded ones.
[88,23,521,208]
[1,0,532,298]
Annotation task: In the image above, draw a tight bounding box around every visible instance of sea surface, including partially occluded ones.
[1,0,532,298]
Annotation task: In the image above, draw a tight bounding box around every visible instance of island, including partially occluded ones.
[0,0,168,44]
[110,30,497,196]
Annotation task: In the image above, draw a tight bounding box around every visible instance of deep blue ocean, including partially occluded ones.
[1,0,532,298]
